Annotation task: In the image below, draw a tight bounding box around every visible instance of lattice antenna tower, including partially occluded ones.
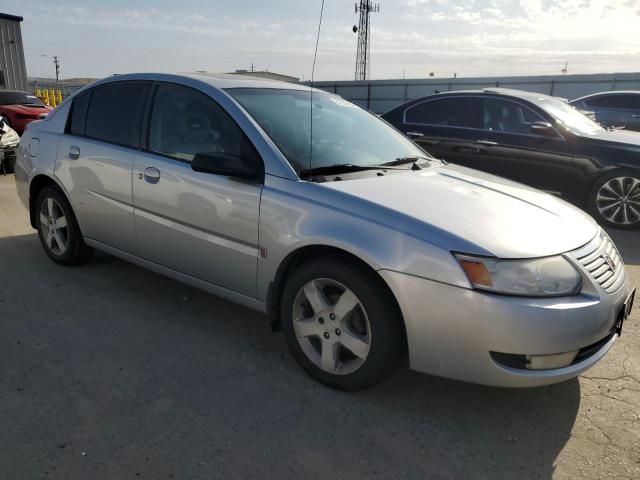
[353,1,379,81]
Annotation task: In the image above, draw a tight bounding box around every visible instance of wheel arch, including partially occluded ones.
[266,244,407,347]
[28,174,67,228]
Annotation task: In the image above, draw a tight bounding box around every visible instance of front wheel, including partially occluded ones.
[589,171,640,230]
[280,257,404,390]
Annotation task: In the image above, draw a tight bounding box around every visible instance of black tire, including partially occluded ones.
[2,153,15,174]
[35,186,93,265]
[588,169,640,230]
[280,256,404,390]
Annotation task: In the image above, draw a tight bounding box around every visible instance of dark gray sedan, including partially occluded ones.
[570,91,640,131]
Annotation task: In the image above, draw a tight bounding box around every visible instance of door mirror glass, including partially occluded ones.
[530,121,555,135]
[191,152,259,179]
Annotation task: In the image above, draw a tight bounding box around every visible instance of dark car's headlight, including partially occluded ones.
[455,254,581,297]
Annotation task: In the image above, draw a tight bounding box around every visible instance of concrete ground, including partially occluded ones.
[0,173,638,480]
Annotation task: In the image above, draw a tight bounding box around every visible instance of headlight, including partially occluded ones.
[455,254,581,297]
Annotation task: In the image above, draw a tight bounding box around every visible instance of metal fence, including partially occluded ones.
[27,79,91,100]
[311,72,640,114]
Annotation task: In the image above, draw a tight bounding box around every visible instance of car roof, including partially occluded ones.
[572,90,640,102]
[90,72,314,92]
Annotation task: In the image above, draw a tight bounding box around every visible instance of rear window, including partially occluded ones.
[405,97,483,129]
[84,82,147,147]
[0,91,45,106]
[585,94,638,110]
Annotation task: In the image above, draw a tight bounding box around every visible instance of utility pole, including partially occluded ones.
[353,1,379,81]
[53,56,60,82]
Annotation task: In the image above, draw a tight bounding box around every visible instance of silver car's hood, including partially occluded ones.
[322,164,598,258]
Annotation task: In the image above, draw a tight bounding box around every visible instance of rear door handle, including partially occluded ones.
[143,167,160,184]
[406,131,424,138]
[632,114,640,118]
[475,139,498,146]
[453,145,480,154]
[68,146,80,160]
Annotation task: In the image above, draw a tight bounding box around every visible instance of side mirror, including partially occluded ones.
[191,152,261,179]
[530,121,555,136]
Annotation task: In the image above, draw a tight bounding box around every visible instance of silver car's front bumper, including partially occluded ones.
[380,269,633,387]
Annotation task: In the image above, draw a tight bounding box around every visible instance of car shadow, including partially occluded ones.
[1,233,579,480]
[606,228,640,266]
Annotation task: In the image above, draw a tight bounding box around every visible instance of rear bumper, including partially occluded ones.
[380,269,633,387]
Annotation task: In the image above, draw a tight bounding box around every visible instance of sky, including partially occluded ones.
[3,0,640,81]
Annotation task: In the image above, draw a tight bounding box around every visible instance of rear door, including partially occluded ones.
[132,82,262,296]
[400,96,488,168]
[54,81,150,252]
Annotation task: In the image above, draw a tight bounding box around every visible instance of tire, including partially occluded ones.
[588,169,640,230]
[2,153,15,174]
[280,256,404,390]
[35,186,93,265]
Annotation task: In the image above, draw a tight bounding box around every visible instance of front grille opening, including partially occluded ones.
[491,330,616,371]
[574,230,625,293]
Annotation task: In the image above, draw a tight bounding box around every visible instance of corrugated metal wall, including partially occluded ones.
[0,17,27,91]
[311,72,640,114]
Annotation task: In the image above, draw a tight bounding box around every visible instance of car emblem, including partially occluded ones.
[603,253,616,272]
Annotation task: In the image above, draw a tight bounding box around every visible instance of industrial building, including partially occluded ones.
[0,13,27,91]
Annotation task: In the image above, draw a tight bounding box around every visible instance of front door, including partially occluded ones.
[132,82,262,297]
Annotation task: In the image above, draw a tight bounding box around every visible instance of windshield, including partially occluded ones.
[536,97,604,135]
[226,88,428,174]
[0,91,45,107]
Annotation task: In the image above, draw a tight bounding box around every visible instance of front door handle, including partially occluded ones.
[68,146,80,160]
[406,131,424,138]
[143,167,160,184]
[632,114,640,118]
[475,139,498,146]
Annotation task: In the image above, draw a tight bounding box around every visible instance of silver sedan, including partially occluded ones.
[15,73,636,390]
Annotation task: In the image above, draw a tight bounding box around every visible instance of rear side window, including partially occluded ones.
[405,97,483,129]
[585,94,637,110]
[84,82,147,147]
[68,92,90,136]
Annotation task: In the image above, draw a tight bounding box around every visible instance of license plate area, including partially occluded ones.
[617,287,636,336]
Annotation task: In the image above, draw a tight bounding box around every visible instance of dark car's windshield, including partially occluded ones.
[0,91,46,106]
[536,97,605,135]
[226,88,428,174]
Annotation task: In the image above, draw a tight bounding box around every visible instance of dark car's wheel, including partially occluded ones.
[589,170,640,230]
[36,186,93,265]
[280,256,404,390]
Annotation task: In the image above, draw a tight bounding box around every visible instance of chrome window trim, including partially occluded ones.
[402,95,565,141]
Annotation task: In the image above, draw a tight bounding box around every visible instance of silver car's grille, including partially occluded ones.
[573,230,625,293]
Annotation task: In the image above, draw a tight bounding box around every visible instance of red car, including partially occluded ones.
[0,90,53,135]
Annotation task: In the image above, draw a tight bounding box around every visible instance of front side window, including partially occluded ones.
[483,97,547,135]
[227,88,429,173]
[148,83,246,163]
[536,97,605,135]
[84,82,147,147]
[404,97,483,129]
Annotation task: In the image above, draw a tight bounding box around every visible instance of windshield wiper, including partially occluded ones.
[383,155,448,168]
[299,163,411,178]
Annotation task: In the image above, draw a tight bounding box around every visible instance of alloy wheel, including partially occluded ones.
[40,197,69,255]
[292,278,371,375]
[596,176,640,226]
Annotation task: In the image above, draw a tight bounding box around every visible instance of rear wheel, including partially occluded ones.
[589,170,640,230]
[281,257,404,390]
[36,186,93,265]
